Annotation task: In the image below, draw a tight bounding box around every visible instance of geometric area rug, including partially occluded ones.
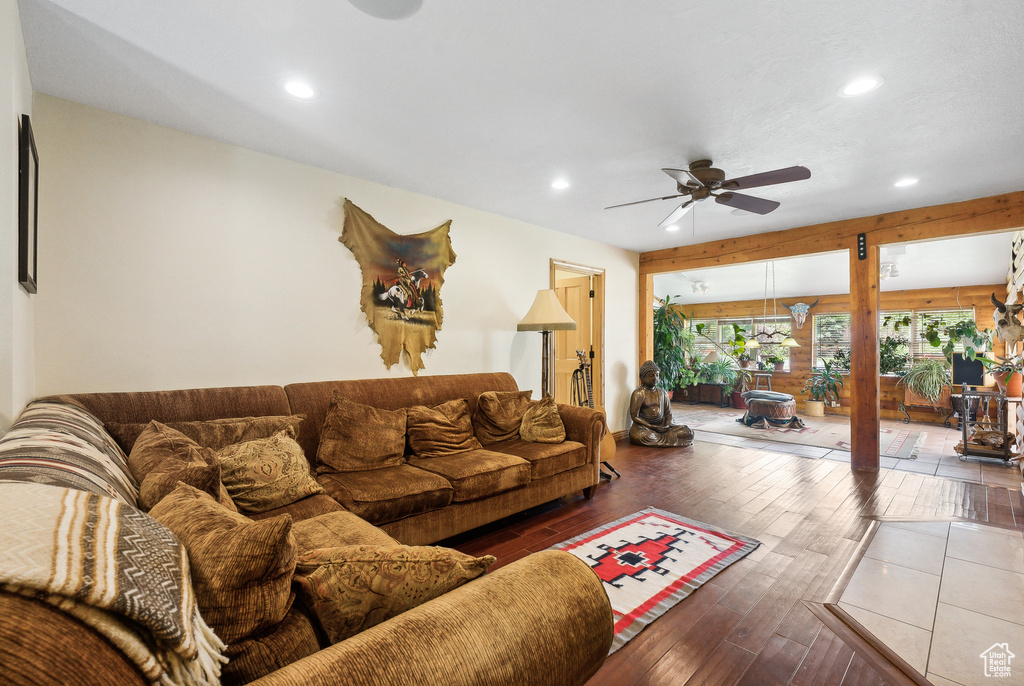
[673,408,926,459]
[550,507,760,653]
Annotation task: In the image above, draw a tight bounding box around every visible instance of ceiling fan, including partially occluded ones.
[606,159,811,227]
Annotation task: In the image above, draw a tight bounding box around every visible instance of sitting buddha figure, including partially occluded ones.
[628,360,694,447]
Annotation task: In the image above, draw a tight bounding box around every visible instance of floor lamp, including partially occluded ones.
[517,289,576,398]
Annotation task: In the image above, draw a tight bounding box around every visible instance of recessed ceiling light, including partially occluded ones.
[665,224,680,232]
[894,177,919,187]
[838,76,884,98]
[284,80,317,100]
[551,178,570,190]
[348,0,422,20]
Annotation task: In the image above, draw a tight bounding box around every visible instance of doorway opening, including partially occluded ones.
[551,259,606,409]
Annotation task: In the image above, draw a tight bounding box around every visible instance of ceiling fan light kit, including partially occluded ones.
[606,159,811,227]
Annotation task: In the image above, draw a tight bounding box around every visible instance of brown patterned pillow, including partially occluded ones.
[293,545,495,643]
[519,396,566,444]
[129,421,237,511]
[407,398,482,458]
[472,390,534,445]
[149,483,297,645]
[217,428,324,513]
[316,394,407,472]
[107,415,305,455]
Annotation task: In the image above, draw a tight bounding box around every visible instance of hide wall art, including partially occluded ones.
[339,199,456,374]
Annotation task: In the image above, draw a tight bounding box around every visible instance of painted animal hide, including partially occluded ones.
[340,199,456,375]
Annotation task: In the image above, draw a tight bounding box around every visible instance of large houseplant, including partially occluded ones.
[921,316,992,362]
[653,296,699,393]
[801,360,844,416]
[980,354,1024,397]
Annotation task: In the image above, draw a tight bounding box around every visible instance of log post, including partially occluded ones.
[850,236,880,470]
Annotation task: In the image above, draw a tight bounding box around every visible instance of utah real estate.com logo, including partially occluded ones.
[980,643,1014,678]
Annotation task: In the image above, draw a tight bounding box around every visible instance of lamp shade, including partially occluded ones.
[745,338,761,349]
[703,350,720,363]
[517,290,577,331]
[780,337,801,347]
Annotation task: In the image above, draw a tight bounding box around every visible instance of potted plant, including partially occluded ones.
[731,370,753,409]
[980,354,1024,398]
[898,358,952,409]
[802,359,844,416]
[763,351,785,371]
[698,359,737,387]
[921,316,992,362]
[653,296,699,396]
[878,334,910,376]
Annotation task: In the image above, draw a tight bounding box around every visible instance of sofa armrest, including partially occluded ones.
[249,550,613,686]
[557,404,606,481]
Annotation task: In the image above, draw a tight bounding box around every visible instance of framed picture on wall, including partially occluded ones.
[19,113,38,294]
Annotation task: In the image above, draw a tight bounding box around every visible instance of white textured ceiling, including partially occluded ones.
[16,0,1024,255]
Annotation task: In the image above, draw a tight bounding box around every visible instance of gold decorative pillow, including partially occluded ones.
[217,428,324,513]
[316,394,407,472]
[129,421,237,511]
[472,390,534,445]
[519,396,566,444]
[293,544,495,643]
[148,483,297,645]
[108,415,305,455]
[407,398,482,458]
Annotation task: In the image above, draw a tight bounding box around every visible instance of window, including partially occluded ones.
[692,317,790,371]
[812,308,973,369]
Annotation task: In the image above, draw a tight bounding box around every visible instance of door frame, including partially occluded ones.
[550,259,606,408]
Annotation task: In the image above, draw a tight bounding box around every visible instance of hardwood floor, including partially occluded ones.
[446,438,1024,685]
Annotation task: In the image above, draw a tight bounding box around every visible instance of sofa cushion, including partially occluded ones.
[107,414,306,455]
[316,465,453,525]
[247,493,346,523]
[291,510,399,550]
[407,449,531,502]
[293,544,495,643]
[519,396,566,444]
[148,483,297,645]
[472,390,533,445]
[138,444,223,510]
[489,437,588,480]
[129,421,237,512]
[406,398,482,458]
[221,603,322,686]
[317,395,407,472]
[216,428,324,513]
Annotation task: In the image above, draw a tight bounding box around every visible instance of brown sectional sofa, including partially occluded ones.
[0,372,612,686]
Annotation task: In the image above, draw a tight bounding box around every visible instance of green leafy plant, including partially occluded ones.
[763,351,785,366]
[921,316,992,362]
[732,369,753,393]
[878,334,910,376]
[830,348,852,371]
[980,354,1024,385]
[698,359,737,386]
[653,296,698,391]
[898,358,951,404]
[802,359,845,403]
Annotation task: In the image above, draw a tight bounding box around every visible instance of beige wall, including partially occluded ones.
[0,0,34,430]
[30,96,640,430]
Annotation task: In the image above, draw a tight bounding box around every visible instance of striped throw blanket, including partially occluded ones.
[0,482,227,685]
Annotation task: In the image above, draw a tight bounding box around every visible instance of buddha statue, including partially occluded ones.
[628,360,694,447]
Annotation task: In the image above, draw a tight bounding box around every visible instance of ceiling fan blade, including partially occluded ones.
[662,167,703,187]
[715,192,780,215]
[720,165,811,190]
[659,200,694,227]
[604,192,688,210]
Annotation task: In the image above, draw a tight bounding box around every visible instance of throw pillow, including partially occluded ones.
[107,414,306,455]
[138,443,222,510]
[293,544,495,643]
[148,483,297,646]
[316,394,407,472]
[406,398,482,458]
[216,428,324,513]
[472,390,533,445]
[519,396,566,443]
[129,421,237,511]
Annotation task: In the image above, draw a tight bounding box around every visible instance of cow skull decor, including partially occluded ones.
[991,293,1024,351]
[781,299,819,330]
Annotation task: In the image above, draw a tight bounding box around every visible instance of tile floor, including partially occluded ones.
[673,403,1023,490]
[838,521,1024,685]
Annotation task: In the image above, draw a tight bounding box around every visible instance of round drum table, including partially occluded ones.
[739,391,805,429]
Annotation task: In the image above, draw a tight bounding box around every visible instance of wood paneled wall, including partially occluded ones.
[678,284,1005,424]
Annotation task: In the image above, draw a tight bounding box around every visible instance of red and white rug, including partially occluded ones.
[550,507,760,653]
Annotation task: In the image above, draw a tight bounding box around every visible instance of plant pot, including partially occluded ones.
[773,363,784,372]
[731,391,747,409]
[804,400,825,417]
[993,371,1023,399]
[905,385,952,408]
[739,360,753,369]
